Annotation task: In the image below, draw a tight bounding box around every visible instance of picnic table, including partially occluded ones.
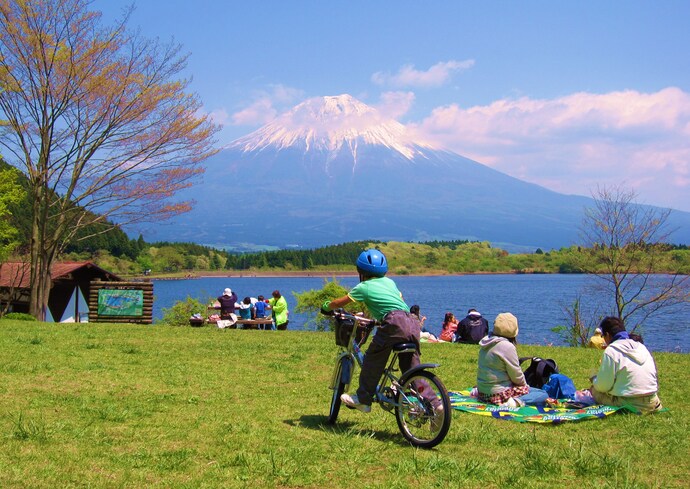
[235,318,274,330]
[205,304,274,329]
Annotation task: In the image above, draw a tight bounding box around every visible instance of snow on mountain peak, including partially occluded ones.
[230,94,436,160]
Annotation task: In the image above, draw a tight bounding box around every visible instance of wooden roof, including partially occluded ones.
[0,261,122,289]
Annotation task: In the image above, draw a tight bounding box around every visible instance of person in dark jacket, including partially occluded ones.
[455,309,489,344]
[217,288,238,319]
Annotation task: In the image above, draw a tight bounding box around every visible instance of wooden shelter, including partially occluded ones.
[0,261,126,322]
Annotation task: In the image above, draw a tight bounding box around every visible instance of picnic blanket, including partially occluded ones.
[449,389,631,424]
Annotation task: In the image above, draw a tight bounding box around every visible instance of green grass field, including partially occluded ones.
[0,320,687,488]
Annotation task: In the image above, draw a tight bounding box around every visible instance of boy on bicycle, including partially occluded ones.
[321,249,423,413]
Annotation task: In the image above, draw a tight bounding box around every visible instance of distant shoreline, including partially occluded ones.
[134,270,536,280]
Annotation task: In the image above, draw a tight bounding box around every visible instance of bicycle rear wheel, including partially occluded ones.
[328,357,349,424]
[395,370,451,448]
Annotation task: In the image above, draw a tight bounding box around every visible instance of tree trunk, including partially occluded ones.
[28,185,54,321]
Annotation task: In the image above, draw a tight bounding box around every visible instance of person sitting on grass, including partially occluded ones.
[590,317,662,414]
[455,308,489,344]
[409,304,427,330]
[588,327,606,349]
[476,312,549,407]
[438,312,458,342]
[411,304,439,342]
[321,249,437,417]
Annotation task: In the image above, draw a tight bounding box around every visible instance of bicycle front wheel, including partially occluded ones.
[395,370,451,448]
[328,357,349,425]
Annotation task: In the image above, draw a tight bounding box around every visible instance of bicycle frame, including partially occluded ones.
[326,309,452,448]
[329,313,368,391]
[329,311,439,409]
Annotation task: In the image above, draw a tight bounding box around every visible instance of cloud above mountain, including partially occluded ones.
[371,60,475,88]
[411,87,690,211]
[221,84,690,212]
[230,85,304,126]
[374,91,416,119]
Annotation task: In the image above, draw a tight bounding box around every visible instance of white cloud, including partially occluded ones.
[229,84,305,126]
[266,84,304,104]
[207,108,229,126]
[372,60,475,88]
[375,91,416,119]
[412,87,690,212]
[231,98,277,125]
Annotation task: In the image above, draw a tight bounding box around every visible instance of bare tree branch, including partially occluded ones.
[577,184,689,333]
[0,0,220,318]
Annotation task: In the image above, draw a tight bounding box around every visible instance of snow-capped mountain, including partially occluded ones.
[230,94,433,161]
[144,95,690,251]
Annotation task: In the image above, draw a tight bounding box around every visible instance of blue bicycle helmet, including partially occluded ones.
[356,249,388,277]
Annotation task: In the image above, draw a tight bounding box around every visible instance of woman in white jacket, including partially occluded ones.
[591,317,663,414]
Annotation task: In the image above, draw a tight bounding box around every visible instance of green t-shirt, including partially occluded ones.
[347,276,409,321]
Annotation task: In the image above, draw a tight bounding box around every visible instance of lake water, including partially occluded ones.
[151,274,689,353]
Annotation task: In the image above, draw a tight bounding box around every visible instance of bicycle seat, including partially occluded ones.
[392,343,417,353]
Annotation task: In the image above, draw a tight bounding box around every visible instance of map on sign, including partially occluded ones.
[97,289,144,316]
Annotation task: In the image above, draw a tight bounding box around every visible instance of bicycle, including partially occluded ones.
[325,309,452,448]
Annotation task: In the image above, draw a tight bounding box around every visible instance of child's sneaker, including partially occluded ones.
[341,393,371,413]
[501,397,524,408]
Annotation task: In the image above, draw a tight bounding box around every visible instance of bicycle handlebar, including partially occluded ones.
[331,309,380,328]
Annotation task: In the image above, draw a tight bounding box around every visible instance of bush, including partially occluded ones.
[1,312,37,321]
[551,296,601,347]
[293,278,368,331]
[160,296,207,326]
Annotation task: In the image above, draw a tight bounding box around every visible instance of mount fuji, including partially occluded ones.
[145,94,690,251]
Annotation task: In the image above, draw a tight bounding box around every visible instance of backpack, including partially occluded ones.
[542,373,577,399]
[519,356,559,389]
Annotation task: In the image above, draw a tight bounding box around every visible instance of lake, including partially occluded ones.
[151,274,689,353]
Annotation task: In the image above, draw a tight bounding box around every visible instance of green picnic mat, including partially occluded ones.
[449,389,631,424]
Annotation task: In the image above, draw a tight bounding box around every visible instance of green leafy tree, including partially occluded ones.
[153,246,186,273]
[136,254,153,274]
[0,164,25,261]
[160,296,207,326]
[294,278,368,331]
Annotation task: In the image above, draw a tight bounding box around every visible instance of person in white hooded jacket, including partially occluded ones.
[591,316,663,414]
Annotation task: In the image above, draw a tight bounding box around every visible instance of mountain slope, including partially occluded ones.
[144,95,690,251]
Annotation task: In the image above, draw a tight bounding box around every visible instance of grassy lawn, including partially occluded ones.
[0,320,687,488]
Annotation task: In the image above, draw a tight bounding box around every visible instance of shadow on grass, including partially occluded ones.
[284,414,423,448]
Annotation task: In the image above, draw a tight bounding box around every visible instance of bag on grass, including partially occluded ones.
[543,373,577,399]
[216,313,237,329]
[519,356,559,389]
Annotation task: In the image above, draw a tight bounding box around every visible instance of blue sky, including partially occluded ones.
[95,1,690,212]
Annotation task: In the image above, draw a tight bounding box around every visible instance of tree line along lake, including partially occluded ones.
[151,274,689,353]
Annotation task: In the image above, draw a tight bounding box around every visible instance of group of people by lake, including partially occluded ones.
[412,306,489,344]
[320,248,663,416]
[214,288,289,330]
[470,313,662,413]
[411,303,661,413]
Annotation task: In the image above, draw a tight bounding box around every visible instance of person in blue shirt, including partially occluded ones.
[254,295,269,319]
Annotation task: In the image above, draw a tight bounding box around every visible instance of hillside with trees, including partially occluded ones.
[59,239,690,278]
[3,156,689,278]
